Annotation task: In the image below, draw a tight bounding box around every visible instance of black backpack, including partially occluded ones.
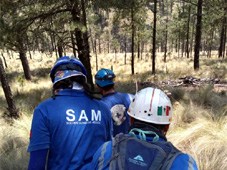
[108,133,182,170]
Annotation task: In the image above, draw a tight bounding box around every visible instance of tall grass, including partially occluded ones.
[168,102,227,170]
[0,114,31,170]
[0,52,226,170]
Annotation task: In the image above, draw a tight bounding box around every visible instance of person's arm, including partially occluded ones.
[89,142,112,170]
[28,149,48,170]
[170,154,198,170]
[100,101,113,140]
[27,105,50,170]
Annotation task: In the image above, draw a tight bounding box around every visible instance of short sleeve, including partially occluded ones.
[170,153,198,170]
[100,102,113,140]
[89,141,112,170]
[27,106,50,152]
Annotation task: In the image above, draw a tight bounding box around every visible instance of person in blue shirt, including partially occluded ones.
[27,56,113,170]
[95,68,134,136]
[89,87,198,170]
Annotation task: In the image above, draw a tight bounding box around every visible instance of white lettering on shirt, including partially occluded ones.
[65,109,101,125]
[66,109,75,121]
[78,110,89,121]
[92,110,101,121]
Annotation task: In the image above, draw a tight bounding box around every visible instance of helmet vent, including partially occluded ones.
[148,114,151,116]
[144,110,147,113]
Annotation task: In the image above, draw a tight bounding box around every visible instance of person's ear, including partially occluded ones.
[163,124,170,134]
[130,117,135,124]
[97,86,102,92]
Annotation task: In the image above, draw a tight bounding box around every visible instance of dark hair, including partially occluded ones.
[99,84,114,91]
[133,119,167,132]
[52,76,100,100]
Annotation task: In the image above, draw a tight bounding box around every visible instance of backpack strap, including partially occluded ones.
[160,142,183,170]
[98,142,110,170]
[109,133,130,170]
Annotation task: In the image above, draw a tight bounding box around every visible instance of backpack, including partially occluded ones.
[108,133,182,170]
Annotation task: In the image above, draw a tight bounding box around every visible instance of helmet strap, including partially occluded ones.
[52,87,56,100]
[129,128,159,142]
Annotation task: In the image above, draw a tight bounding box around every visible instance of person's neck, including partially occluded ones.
[129,122,167,141]
[102,89,115,96]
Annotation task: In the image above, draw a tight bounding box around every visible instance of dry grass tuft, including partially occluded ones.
[168,102,227,170]
[0,114,31,170]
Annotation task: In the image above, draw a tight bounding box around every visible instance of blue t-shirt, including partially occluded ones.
[27,89,113,170]
[101,92,134,136]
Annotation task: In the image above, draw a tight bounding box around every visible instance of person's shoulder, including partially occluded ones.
[170,153,198,170]
[120,93,134,103]
[97,140,113,160]
[116,92,134,98]
[89,140,113,170]
[93,98,107,105]
[93,99,111,111]
[35,97,54,109]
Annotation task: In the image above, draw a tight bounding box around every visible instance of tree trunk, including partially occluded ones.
[152,0,157,74]
[50,18,58,60]
[70,0,93,88]
[125,35,127,65]
[89,27,95,54]
[95,39,98,71]
[194,0,203,70]
[164,21,168,62]
[137,40,140,59]
[219,15,226,58]
[175,39,178,53]
[115,49,117,62]
[186,5,191,58]
[218,23,225,58]
[26,35,32,60]
[170,1,173,14]
[1,52,8,68]
[181,40,185,58]
[178,31,181,58]
[164,2,168,63]
[17,35,32,80]
[107,36,110,53]
[71,31,77,57]
[98,38,101,54]
[190,16,195,56]
[19,50,32,80]
[223,23,226,58]
[57,43,63,58]
[131,7,135,75]
[224,0,227,58]
[7,50,12,59]
[0,58,20,118]
[141,42,144,60]
[207,30,214,58]
[50,33,55,53]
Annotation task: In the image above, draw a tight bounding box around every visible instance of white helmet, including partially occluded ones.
[127,87,172,124]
